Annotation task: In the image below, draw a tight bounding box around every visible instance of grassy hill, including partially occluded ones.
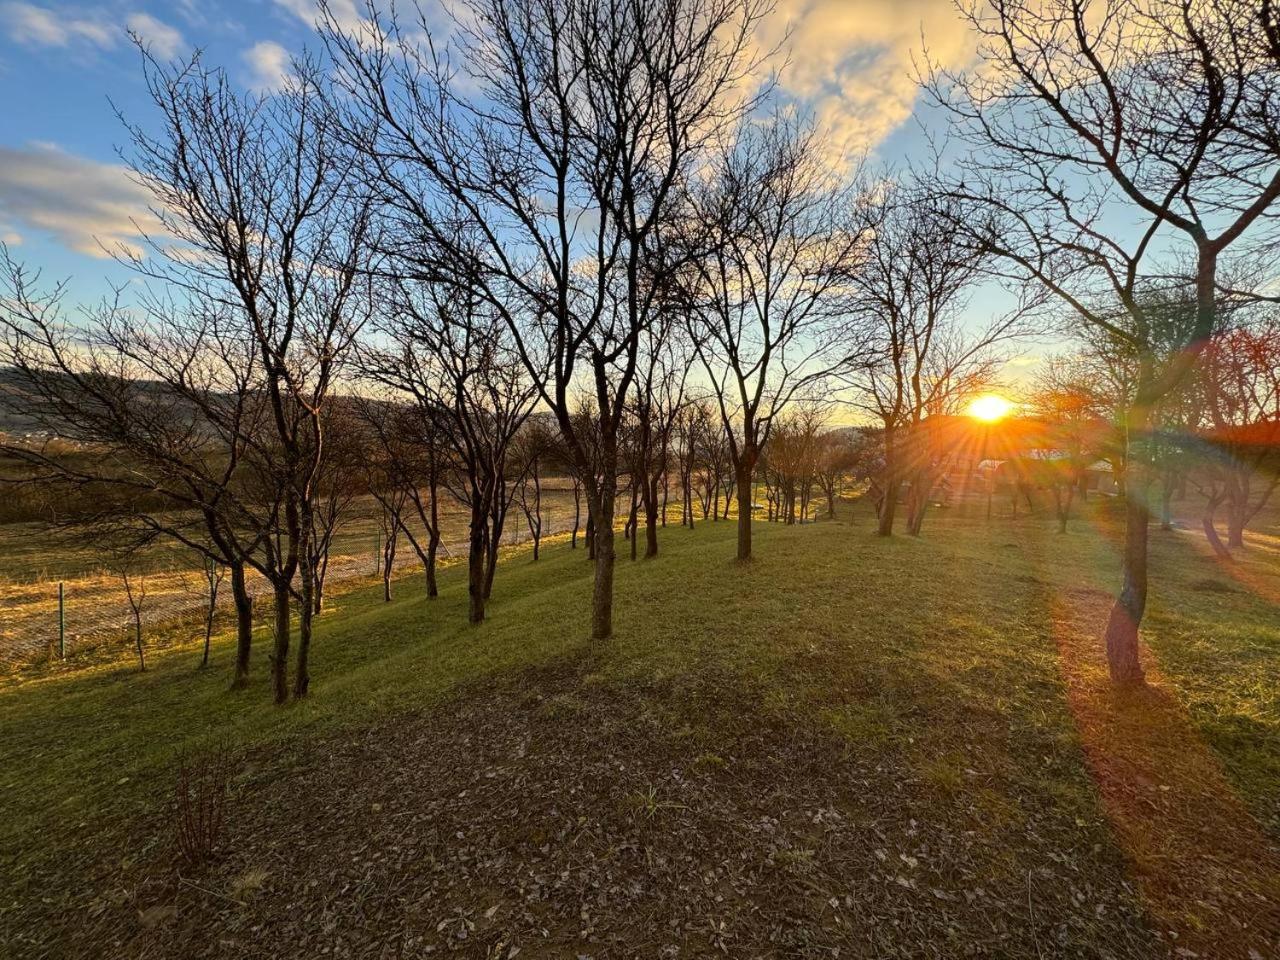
[2,502,1278,958]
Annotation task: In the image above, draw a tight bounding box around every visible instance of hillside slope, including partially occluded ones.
[2,506,1279,958]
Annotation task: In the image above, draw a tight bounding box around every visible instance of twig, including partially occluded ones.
[178,875,245,907]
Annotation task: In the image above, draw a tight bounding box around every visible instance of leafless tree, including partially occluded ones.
[761,406,826,525]
[1194,309,1280,552]
[844,176,1017,537]
[120,48,375,702]
[308,404,368,613]
[324,0,773,640]
[113,45,373,701]
[630,312,693,557]
[680,114,869,560]
[200,556,227,669]
[116,553,149,672]
[1026,357,1114,532]
[814,430,861,520]
[361,279,536,623]
[929,0,1280,683]
[513,420,558,562]
[0,251,268,690]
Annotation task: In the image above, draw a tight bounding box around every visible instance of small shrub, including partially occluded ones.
[172,745,232,868]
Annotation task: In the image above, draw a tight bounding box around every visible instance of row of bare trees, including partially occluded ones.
[2,0,1279,697]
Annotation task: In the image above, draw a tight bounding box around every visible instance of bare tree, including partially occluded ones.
[361,279,536,623]
[844,176,1016,536]
[630,312,693,558]
[681,114,869,560]
[513,419,557,562]
[200,556,227,669]
[1195,309,1280,551]
[324,0,772,640]
[930,0,1280,683]
[117,554,149,673]
[375,485,407,602]
[761,406,826,525]
[122,50,375,701]
[307,403,368,613]
[1027,357,1113,532]
[0,251,267,690]
[814,430,861,520]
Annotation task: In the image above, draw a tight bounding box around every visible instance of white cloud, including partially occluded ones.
[759,0,976,157]
[272,0,368,32]
[0,1,115,48]
[126,11,184,59]
[0,143,165,258]
[242,39,291,93]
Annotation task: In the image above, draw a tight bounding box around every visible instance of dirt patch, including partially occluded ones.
[10,656,1164,959]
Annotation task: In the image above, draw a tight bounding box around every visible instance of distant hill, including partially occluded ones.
[0,366,45,436]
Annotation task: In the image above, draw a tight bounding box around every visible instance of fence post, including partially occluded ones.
[58,581,65,659]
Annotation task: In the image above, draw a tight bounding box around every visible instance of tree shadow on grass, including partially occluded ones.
[1026,536,1280,958]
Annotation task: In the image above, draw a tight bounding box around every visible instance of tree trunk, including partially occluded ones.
[643,475,659,559]
[427,476,441,596]
[735,460,753,561]
[1102,417,1151,686]
[382,519,397,602]
[1227,500,1246,549]
[426,530,439,598]
[468,504,487,624]
[294,555,314,700]
[483,498,503,600]
[1202,492,1231,560]
[1055,485,1073,534]
[201,574,217,669]
[877,432,898,537]
[133,616,146,672]
[271,579,290,705]
[230,562,252,690]
[591,490,616,641]
[629,485,639,561]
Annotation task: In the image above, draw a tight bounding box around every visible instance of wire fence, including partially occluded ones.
[0,508,583,669]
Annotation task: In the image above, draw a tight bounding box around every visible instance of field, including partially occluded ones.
[0,485,586,667]
[1,495,1278,958]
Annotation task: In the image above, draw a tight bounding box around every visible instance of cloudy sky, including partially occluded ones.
[0,0,976,295]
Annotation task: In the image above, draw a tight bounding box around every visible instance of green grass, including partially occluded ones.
[2,498,1278,954]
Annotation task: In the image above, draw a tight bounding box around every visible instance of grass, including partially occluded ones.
[1,497,1278,957]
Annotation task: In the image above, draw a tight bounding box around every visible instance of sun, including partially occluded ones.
[967,393,1013,423]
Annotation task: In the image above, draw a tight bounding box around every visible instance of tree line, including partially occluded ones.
[1,0,1278,695]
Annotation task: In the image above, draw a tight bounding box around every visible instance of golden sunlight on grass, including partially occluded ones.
[967,393,1013,422]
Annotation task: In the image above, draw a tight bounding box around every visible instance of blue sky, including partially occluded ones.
[0,1,325,296]
[0,0,982,312]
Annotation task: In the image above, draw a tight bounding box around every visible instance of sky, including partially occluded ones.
[0,0,1048,392]
[0,1,981,281]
